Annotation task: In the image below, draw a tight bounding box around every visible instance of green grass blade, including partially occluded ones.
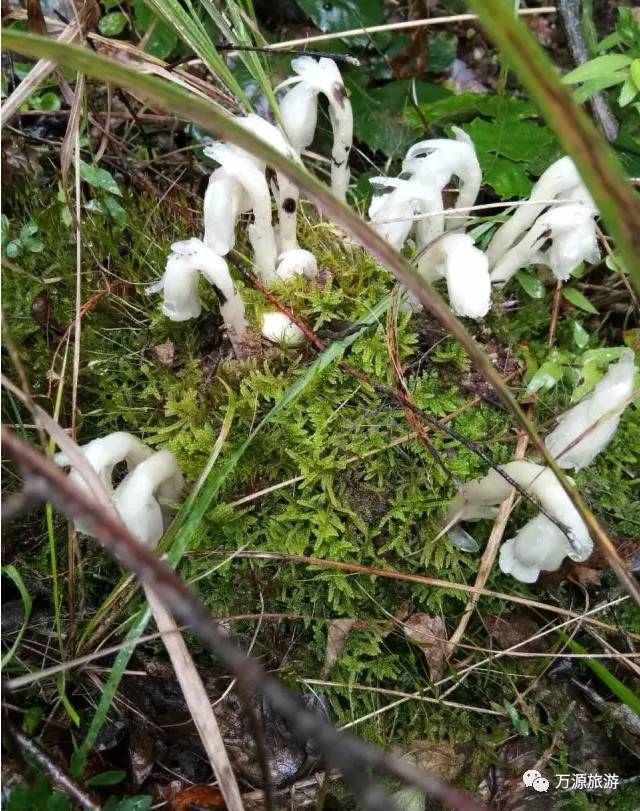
[142,0,251,108]
[72,297,389,771]
[558,632,640,715]
[1,564,33,668]
[467,0,640,293]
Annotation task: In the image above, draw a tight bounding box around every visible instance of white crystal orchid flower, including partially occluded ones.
[277,56,353,201]
[446,461,592,583]
[151,238,246,339]
[368,176,444,252]
[490,203,600,285]
[275,248,318,282]
[261,311,306,346]
[204,143,278,282]
[418,234,491,319]
[112,449,184,548]
[545,349,637,470]
[54,432,183,546]
[402,127,482,231]
[486,156,596,267]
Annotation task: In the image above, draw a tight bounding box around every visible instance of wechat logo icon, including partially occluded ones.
[523,769,549,792]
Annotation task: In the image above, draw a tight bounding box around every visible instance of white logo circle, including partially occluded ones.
[522,769,541,787]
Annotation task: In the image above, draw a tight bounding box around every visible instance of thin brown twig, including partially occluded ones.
[446,424,531,659]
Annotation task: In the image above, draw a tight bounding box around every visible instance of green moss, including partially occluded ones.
[3,187,639,760]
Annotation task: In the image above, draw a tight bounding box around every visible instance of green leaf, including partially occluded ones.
[504,701,530,735]
[19,221,38,239]
[429,33,457,73]
[483,157,532,198]
[145,23,179,60]
[98,11,128,36]
[29,91,61,111]
[573,74,626,104]
[87,770,126,787]
[630,59,640,89]
[22,706,44,736]
[515,270,545,299]
[562,53,632,84]
[79,161,122,196]
[407,93,537,127]
[5,240,21,258]
[526,359,562,395]
[572,320,589,349]
[562,288,598,314]
[1,565,32,668]
[22,236,44,253]
[103,194,128,226]
[618,75,638,107]
[296,0,384,35]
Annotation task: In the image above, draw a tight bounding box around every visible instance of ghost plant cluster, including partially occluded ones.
[55,432,183,549]
[149,56,353,346]
[369,140,600,319]
[447,351,637,583]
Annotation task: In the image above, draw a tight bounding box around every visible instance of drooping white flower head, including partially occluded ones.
[151,238,246,339]
[55,432,183,547]
[203,168,249,256]
[261,311,306,346]
[275,248,318,281]
[418,233,491,319]
[447,461,592,583]
[545,349,637,470]
[402,127,482,231]
[204,143,278,282]
[486,156,596,267]
[112,449,184,549]
[490,203,600,285]
[368,176,444,252]
[277,56,353,201]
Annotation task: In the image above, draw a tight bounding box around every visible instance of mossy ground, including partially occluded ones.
[3,186,639,806]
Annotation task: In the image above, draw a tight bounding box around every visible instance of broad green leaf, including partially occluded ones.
[515,270,545,299]
[5,240,21,258]
[525,359,562,395]
[103,194,128,226]
[572,321,589,349]
[467,0,640,295]
[573,74,626,104]
[562,287,598,314]
[1,564,32,668]
[463,118,557,164]
[22,236,44,253]
[98,11,128,36]
[429,33,457,73]
[630,59,640,89]
[618,75,638,107]
[19,222,38,239]
[562,53,632,85]
[29,91,61,111]
[79,161,122,196]
[296,0,384,35]
[483,157,532,198]
[87,770,126,787]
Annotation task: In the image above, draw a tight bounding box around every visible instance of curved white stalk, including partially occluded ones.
[113,449,184,548]
[402,127,481,231]
[486,156,594,266]
[261,311,306,346]
[203,168,248,256]
[446,460,592,582]
[276,248,318,281]
[277,56,353,202]
[152,239,246,339]
[545,349,637,470]
[54,431,153,535]
[490,203,600,285]
[369,176,444,251]
[418,234,491,319]
[205,143,278,282]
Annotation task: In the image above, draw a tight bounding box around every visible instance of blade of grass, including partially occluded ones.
[1,565,33,668]
[142,0,251,108]
[73,298,388,771]
[3,30,637,601]
[466,0,640,292]
[557,631,640,715]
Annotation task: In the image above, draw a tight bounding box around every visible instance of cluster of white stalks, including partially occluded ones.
[150,56,352,347]
[55,432,184,549]
[446,351,637,582]
[369,139,601,318]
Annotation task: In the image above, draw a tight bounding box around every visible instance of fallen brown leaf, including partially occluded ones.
[322,618,367,678]
[403,613,448,681]
[485,613,549,654]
